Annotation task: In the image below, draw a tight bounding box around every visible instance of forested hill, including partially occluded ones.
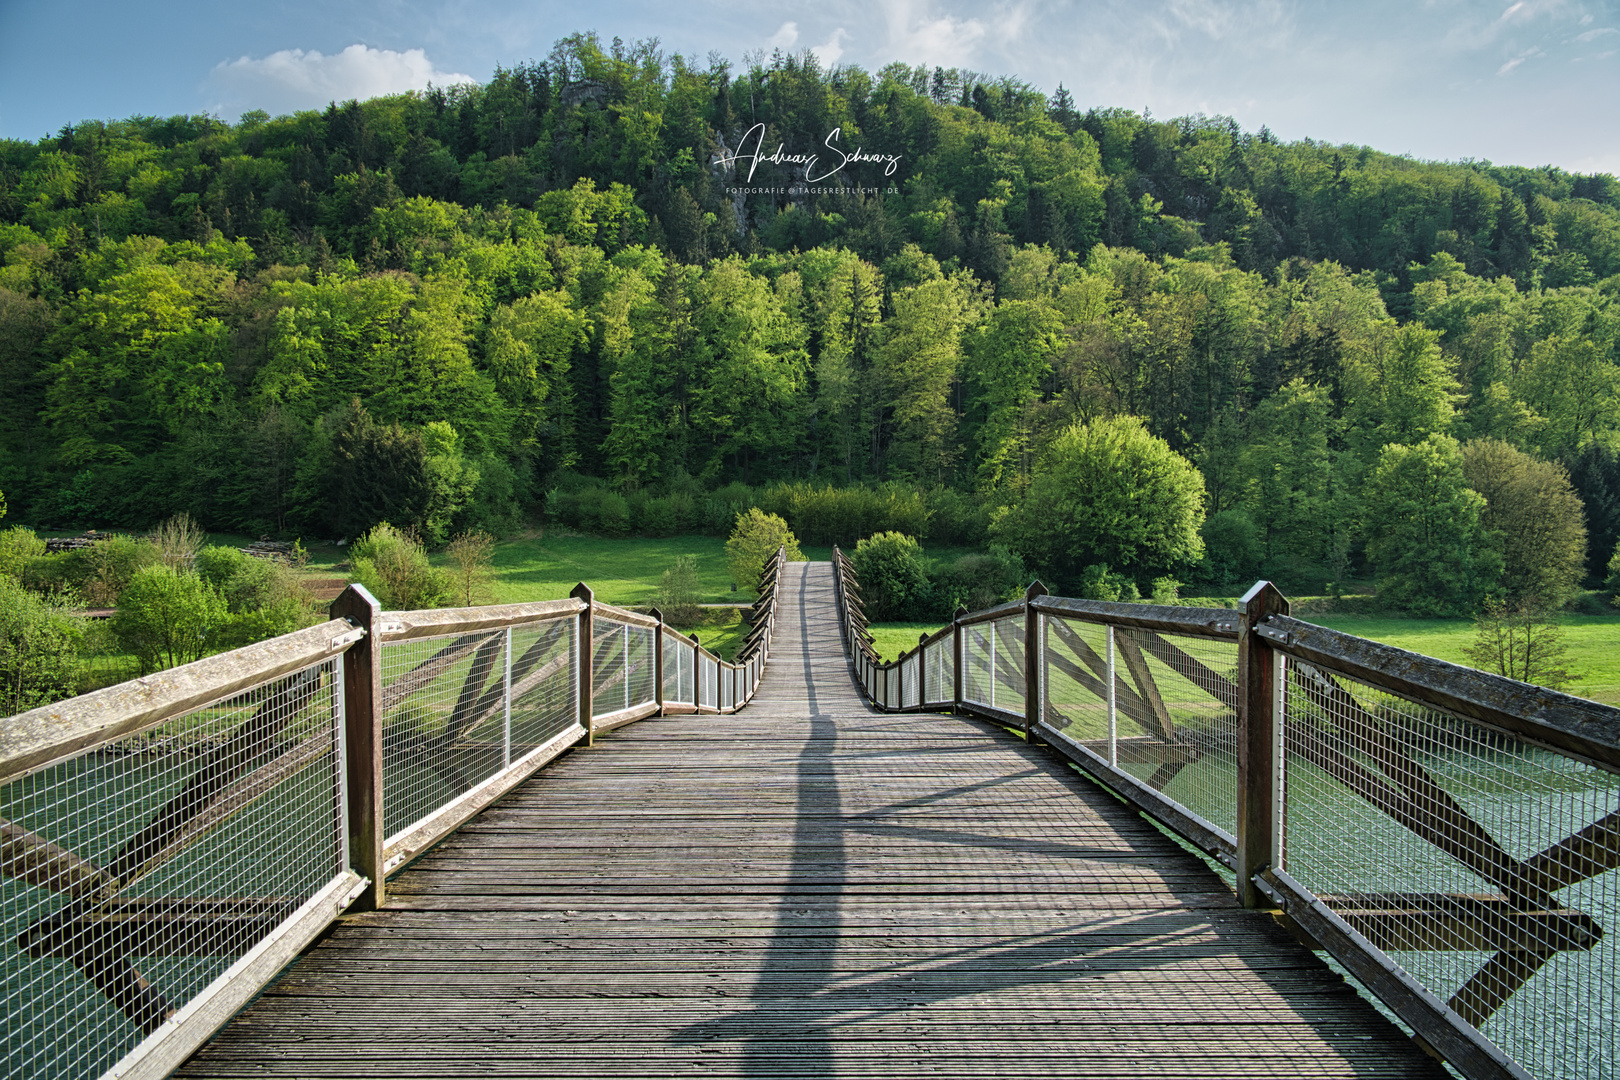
[2,32,1619,598]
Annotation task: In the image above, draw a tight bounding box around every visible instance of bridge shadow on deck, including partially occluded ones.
[176,562,1445,1080]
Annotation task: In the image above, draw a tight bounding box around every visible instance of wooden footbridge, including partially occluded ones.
[4,556,1618,1080]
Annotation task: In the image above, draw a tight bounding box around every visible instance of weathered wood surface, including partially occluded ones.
[178,562,1444,1079]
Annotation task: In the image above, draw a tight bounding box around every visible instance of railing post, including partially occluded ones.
[689,633,701,711]
[571,583,594,746]
[1023,581,1048,741]
[331,584,384,912]
[650,607,665,716]
[1237,580,1289,909]
[952,605,967,712]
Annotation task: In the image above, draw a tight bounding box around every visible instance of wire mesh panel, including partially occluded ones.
[922,639,952,707]
[699,655,716,711]
[1044,616,1240,841]
[380,631,510,842]
[2,660,345,1080]
[1282,665,1619,1080]
[591,619,632,718]
[661,630,690,706]
[902,654,921,710]
[990,616,1025,717]
[625,623,655,711]
[506,620,578,755]
[962,623,993,708]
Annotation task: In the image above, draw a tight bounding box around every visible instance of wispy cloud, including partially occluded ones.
[206,44,474,120]
[767,22,800,52]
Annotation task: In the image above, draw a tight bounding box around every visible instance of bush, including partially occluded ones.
[725,508,801,591]
[761,482,933,547]
[850,532,932,621]
[113,564,228,673]
[924,487,990,546]
[929,546,1025,614]
[196,544,250,590]
[83,535,162,607]
[149,512,205,570]
[0,576,85,713]
[1608,541,1620,605]
[0,526,46,582]
[703,482,758,535]
[444,530,497,606]
[655,555,704,627]
[21,551,88,600]
[1079,564,1141,603]
[1198,509,1263,587]
[990,416,1206,593]
[350,523,452,610]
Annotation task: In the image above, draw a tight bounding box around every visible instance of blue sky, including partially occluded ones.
[2,0,1616,174]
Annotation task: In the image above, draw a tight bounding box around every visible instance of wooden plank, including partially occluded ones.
[0,617,360,786]
[377,599,583,643]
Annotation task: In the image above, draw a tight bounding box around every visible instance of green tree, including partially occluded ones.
[1363,436,1501,615]
[113,564,228,673]
[990,415,1205,590]
[1461,439,1587,608]
[850,532,932,621]
[1463,600,1574,691]
[444,530,497,606]
[654,554,703,628]
[724,507,801,592]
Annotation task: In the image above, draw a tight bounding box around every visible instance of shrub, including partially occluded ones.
[924,487,990,546]
[1608,541,1620,605]
[149,512,205,570]
[113,564,228,673]
[725,508,801,591]
[929,546,1025,614]
[1463,599,1574,691]
[1078,564,1140,603]
[21,551,87,600]
[83,535,162,607]
[990,416,1205,593]
[0,576,85,713]
[196,544,250,590]
[444,530,497,606]
[0,526,46,582]
[655,555,704,627]
[350,523,452,610]
[850,532,932,621]
[703,482,758,535]
[1198,509,1263,587]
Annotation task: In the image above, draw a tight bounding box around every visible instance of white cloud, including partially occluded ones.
[1575,26,1618,41]
[767,22,801,52]
[876,0,991,67]
[814,28,851,68]
[206,44,475,119]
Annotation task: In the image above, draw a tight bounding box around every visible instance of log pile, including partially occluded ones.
[45,532,104,553]
[239,539,299,562]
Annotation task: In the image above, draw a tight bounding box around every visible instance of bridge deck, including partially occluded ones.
[177,563,1444,1079]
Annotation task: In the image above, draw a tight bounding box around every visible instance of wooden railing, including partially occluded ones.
[832,547,1620,1080]
[0,548,782,1080]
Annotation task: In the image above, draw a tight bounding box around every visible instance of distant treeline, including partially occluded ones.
[2,31,1618,600]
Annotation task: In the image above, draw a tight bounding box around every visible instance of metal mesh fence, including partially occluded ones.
[699,655,716,711]
[901,654,920,709]
[662,632,692,706]
[988,616,1025,717]
[2,660,345,1080]
[380,631,509,842]
[922,639,951,706]
[720,665,733,712]
[1282,663,1619,1080]
[1043,616,1240,841]
[507,620,578,755]
[962,622,992,709]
